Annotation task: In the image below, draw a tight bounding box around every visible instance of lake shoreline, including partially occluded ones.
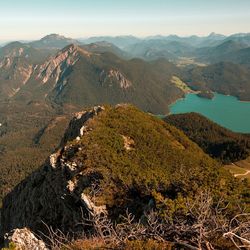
[169,92,250,134]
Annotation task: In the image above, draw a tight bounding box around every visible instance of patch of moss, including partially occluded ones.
[1,242,17,250]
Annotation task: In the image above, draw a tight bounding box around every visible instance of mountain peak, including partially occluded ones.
[3,41,24,48]
[63,43,93,58]
[207,32,225,39]
[36,43,92,85]
[41,33,70,41]
[61,43,79,52]
[30,34,80,49]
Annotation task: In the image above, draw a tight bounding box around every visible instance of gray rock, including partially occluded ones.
[4,228,48,250]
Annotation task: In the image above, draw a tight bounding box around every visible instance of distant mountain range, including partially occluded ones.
[0,40,183,113]
[0,32,250,113]
[80,35,140,49]
[79,33,250,66]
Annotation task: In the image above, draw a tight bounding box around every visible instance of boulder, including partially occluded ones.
[4,228,48,250]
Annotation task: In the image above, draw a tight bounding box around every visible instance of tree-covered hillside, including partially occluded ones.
[165,112,250,163]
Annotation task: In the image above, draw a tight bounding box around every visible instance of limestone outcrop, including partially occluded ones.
[4,228,48,250]
[100,69,132,89]
[0,106,106,238]
[37,44,81,84]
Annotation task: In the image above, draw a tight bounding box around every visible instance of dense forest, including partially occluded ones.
[0,102,72,204]
[165,112,250,164]
[183,62,250,101]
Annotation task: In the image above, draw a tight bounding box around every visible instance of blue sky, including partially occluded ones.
[0,0,250,40]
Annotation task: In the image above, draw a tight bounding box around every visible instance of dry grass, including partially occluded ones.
[66,239,173,250]
[224,156,250,180]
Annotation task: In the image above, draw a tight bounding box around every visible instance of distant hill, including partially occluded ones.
[191,33,250,65]
[218,47,250,65]
[0,41,55,63]
[0,56,32,98]
[120,33,250,63]
[146,32,226,47]
[184,62,250,101]
[30,34,81,49]
[165,112,250,163]
[80,41,131,59]
[196,40,248,63]
[224,33,250,46]
[124,39,195,61]
[81,35,140,49]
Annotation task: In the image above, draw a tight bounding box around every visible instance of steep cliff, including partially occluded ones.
[37,44,90,85]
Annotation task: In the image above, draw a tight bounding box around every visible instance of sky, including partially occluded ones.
[0,0,250,40]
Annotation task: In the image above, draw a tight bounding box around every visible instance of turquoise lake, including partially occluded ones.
[169,93,250,133]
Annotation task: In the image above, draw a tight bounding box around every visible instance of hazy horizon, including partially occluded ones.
[1,0,250,40]
[1,32,249,44]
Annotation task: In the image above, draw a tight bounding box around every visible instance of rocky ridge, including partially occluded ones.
[1,106,107,238]
[37,44,87,85]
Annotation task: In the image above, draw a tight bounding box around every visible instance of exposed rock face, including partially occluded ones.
[0,56,33,97]
[37,44,81,84]
[4,228,48,250]
[2,47,25,58]
[60,105,104,145]
[122,135,135,151]
[100,69,132,89]
[81,193,107,216]
[0,57,12,69]
[14,63,33,85]
[0,57,33,85]
[0,106,106,238]
[24,65,33,82]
